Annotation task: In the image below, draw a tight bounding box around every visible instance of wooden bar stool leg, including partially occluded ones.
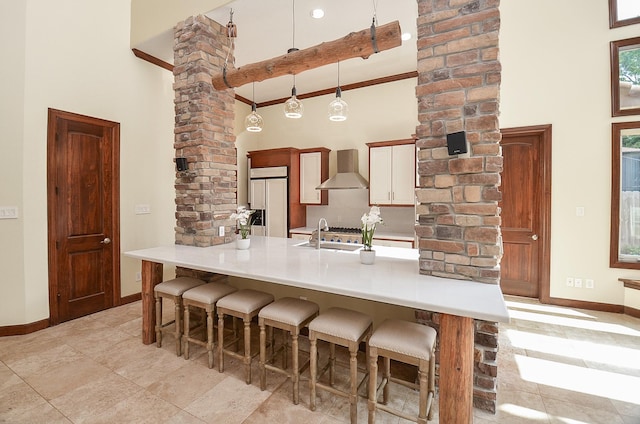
[259,322,267,391]
[218,313,225,373]
[243,318,252,384]
[155,294,162,347]
[292,333,299,404]
[383,356,391,404]
[206,309,214,368]
[368,349,378,424]
[418,366,428,424]
[309,337,318,411]
[329,342,336,386]
[282,329,289,370]
[183,305,191,360]
[349,348,358,424]
[174,298,183,356]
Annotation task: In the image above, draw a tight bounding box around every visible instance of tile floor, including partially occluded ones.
[1,296,639,423]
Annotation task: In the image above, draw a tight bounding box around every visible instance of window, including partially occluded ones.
[611,121,640,269]
[609,0,640,28]
[610,37,640,117]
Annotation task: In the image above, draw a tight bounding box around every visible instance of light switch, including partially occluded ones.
[0,206,19,219]
[135,204,151,215]
[576,207,585,217]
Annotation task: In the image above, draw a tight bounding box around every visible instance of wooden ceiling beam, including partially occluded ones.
[212,20,402,91]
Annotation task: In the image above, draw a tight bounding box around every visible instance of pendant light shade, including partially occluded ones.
[284,81,304,119]
[245,103,263,132]
[328,62,348,121]
[328,87,348,121]
[245,82,263,132]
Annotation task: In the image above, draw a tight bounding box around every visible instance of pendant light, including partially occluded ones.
[328,62,348,121]
[245,82,263,132]
[284,74,304,119]
[284,0,303,119]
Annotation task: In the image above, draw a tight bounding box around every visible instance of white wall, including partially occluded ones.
[0,0,177,325]
[500,0,640,304]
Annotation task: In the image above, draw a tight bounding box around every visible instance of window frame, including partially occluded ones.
[610,121,640,269]
[609,0,640,28]
[610,37,640,117]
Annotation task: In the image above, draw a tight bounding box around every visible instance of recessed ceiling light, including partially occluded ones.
[401,32,412,41]
[311,9,325,19]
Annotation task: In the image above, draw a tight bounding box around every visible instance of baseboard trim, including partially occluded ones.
[0,318,50,337]
[120,293,142,305]
[624,305,640,319]
[548,297,625,314]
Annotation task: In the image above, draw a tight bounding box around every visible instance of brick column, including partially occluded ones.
[415,0,502,413]
[173,15,237,247]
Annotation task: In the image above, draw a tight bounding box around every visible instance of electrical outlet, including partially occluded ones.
[585,279,594,289]
[135,204,151,215]
[219,226,225,237]
[566,277,574,287]
[135,272,142,282]
[574,278,583,288]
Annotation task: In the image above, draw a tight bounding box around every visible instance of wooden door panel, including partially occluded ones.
[500,126,551,299]
[48,109,120,324]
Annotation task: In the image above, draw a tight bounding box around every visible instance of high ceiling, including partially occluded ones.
[205,0,418,104]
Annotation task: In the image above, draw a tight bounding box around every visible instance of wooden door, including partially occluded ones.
[47,109,120,324]
[499,125,551,300]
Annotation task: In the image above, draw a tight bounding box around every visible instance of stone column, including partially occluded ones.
[173,15,237,247]
[415,0,502,414]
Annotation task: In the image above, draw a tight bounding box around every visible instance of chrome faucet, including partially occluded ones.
[317,218,329,249]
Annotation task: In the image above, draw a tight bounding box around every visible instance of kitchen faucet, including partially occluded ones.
[317,218,329,249]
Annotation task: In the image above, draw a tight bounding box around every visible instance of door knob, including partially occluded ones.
[531,234,538,241]
[100,237,111,244]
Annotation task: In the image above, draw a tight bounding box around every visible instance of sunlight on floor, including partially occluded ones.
[514,354,640,404]
[508,308,640,337]
[506,329,640,371]
[505,300,597,319]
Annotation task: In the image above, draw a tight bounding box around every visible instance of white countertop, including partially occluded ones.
[125,236,509,323]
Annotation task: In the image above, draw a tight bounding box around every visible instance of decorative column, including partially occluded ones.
[415,0,502,418]
[173,15,237,248]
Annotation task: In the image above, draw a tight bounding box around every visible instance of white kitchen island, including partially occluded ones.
[125,236,509,424]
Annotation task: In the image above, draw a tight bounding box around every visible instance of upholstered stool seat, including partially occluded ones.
[367,319,437,424]
[182,282,237,368]
[309,307,373,424]
[154,277,206,356]
[258,297,319,404]
[217,289,274,384]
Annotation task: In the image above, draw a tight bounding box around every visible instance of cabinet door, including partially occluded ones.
[391,144,415,205]
[300,152,321,204]
[250,179,265,209]
[266,178,288,238]
[369,146,392,205]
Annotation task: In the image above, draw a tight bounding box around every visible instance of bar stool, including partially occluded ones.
[154,277,205,356]
[182,282,237,368]
[258,297,319,404]
[309,307,373,424]
[217,289,274,384]
[367,319,437,424]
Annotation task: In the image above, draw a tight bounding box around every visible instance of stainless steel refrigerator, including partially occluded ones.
[248,166,288,238]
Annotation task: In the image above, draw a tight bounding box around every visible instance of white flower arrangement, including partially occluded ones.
[361,206,383,251]
[230,206,255,239]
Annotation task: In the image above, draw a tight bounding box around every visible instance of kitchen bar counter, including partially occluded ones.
[125,236,508,324]
[125,236,509,424]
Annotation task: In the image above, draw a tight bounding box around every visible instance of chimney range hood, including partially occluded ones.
[316,149,369,190]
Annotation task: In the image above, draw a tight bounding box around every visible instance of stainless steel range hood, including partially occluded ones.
[316,149,369,190]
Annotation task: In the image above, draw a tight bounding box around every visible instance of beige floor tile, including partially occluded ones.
[543,396,625,424]
[24,356,111,400]
[184,375,273,423]
[83,389,181,424]
[50,372,144,422]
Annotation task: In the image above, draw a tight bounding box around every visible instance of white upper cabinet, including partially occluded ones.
[299,148,330,205]
[368,140,415,206]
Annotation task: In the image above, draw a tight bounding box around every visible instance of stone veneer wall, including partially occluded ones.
[173,15,237,248]
[414,0,502,413]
